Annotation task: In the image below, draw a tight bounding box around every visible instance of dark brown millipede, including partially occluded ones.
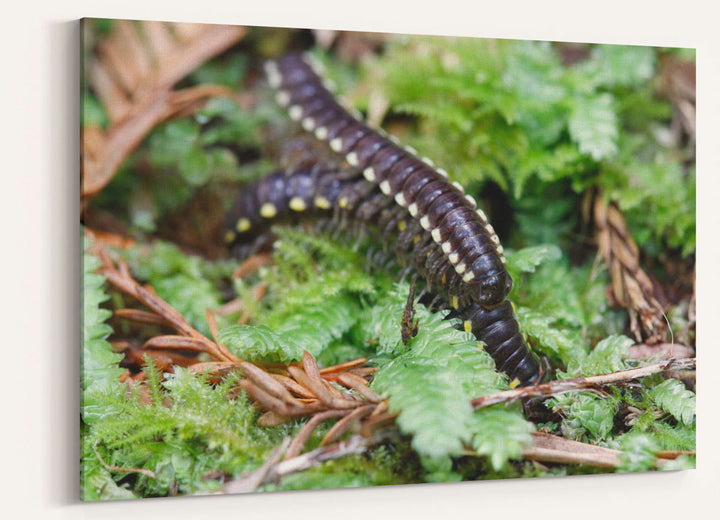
[225,53,541,386]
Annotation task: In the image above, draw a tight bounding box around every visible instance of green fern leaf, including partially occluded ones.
[218,324,304,363]
[565,335,634,377]
[649,379,696,425]
[617,432,659,472]
[374,359,473,457]
[568,93,619,160]
[552,392,618,441]
[583,45,656,88]
[370,284,531,466]
[82,238,124,400]
[471,408,534,471]
[516,308,585,365]
[505,244,562,279]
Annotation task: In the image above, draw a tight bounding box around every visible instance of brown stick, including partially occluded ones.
[222,437,291,494]
[92,441,156,479]
[114,308,174,328]
[284,410,350,460]
[95,250,240,364]
[319,357,369,375]
[267,434,376,481]
[321,405,376,446]
[524,432,621,468]
[471,358,696,410]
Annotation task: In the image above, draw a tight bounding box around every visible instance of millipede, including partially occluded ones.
[225,52,542,386]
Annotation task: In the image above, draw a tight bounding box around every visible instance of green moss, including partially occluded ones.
[82,28,695,497]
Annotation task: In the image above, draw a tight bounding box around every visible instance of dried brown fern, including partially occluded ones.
[86,233,692,485]
[81,20,246,201]
[593,195,667,344]
[87,234,388,456]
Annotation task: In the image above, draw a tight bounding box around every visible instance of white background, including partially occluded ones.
[1,1,718,518]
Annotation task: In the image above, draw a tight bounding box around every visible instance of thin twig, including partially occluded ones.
[523,432,620,468]
[94,247,240,364]
[266,434,381,482]
[231,253,274,279]
[319,357,370,375]
[221,437,291,495]
[219,433,389,494]
[114,308,174,328]
[471,358,696,410]
[92,441,156,479]
[523,432,689,468]
[284,410,350,460]
[321,405,375,446]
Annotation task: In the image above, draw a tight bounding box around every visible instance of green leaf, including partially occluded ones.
[370,284,529,466]
[585,45,656,88]
[617,433,659,472]
[505,244,562,278]
[568,93,618,160]
[82,237,124,397]
[147,119,200,168]
[273,294,361,357]
[516,308,585,364]
[471,408,534,471]
[565,334,634,377]
[649,379,696,425]
[552,392,618,441]
[218,324,304,363]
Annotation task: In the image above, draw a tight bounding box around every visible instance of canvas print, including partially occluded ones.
[80,19,696,500]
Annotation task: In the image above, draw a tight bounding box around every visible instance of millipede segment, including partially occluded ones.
[225,163,541,386]
[266,53,511,308]
[225,53,542,386]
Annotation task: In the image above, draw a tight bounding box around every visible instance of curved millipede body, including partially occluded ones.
[266,53,511,308]
[226,52,542,385]
[459,301,540,386]
[225,163,541,386]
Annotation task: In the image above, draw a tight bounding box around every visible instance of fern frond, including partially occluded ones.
[370,283,532,467]
[81,236,125,413]
[649,379,696,425]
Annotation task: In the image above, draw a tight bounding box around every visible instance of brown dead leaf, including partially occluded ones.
[82,21,246,201]
[594,196,667,343]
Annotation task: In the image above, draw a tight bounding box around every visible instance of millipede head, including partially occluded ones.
[473,270,513,307]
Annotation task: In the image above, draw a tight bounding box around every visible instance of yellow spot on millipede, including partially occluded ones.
[236,218,251,232]
[338,197,348,209]
[224,230,236,243]
[413,235,420,244]
[464,320,472,333]
[314,196,331,209]
[509,378,521,389]
[398,220,407,232]
[451,296,459,309]
[260,203,277,218]
[289,197,307,211]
